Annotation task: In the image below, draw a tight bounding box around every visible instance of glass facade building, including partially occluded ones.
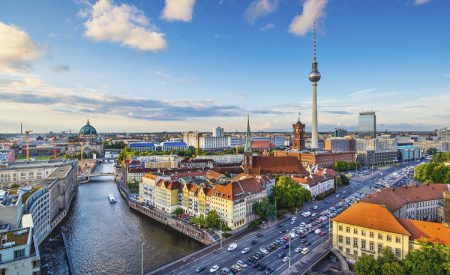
[358,112,376,138]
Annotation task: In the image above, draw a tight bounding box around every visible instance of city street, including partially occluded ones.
[162,161,426,275]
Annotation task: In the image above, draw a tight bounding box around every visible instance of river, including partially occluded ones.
[39,163,203,274]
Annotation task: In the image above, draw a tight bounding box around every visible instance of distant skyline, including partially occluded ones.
[0,0,449,133]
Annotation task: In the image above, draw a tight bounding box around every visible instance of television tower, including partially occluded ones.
[309,22,321,149]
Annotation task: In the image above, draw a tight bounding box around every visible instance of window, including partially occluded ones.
[396,237,401,243]
[339,225,343,231]
[346,227,350,233]
[14,249,25,259]
[353,238,358,248]
[339,246,343,251]
[361,240,366,249]
[378,244,383,253]
[369,242,374,251]
[395,248,401,258]
[354,250,358,256]
[354,228,358,235]
[387,235,392,242]
[339,236,343,243]
[378,233,383,240]
[346,248,350,253]
[370,232,374,238]
[346,237,350,245]
[361,230,366,236]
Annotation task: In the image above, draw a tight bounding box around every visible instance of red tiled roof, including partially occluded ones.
[251,140,273,150]
[361,184,449,212]
[249,156,308,175]
[332,202,411,236]
[399,219,450,245]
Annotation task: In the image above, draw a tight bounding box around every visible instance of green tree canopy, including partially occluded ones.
[403,241,450,275]
[354,254,379,275]
[271,176,311,211]
[205,210,221,228]
[253,198,276,221]
[381,262,406,275]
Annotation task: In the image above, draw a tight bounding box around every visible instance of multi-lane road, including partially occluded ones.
[158,161,426,275]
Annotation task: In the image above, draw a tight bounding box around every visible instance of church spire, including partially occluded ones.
[244,114,252,153]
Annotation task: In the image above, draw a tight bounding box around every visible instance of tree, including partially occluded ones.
[381,262,405,275]
[191,214,206,228]
[271,176,312,211]
[253,198,276,221]
[354,254,379,275]
[426,147,438,155]
[205,210,221,228]
[172,208,184,216]
[403,241,450,275]
[377,247,396,266]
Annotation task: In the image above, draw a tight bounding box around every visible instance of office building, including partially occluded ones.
[212,127,224,138]
[195,154,244,164]
[325,137,355,153]
[334,128,348,138]
[357,150,398,166]
[358,111,376,138]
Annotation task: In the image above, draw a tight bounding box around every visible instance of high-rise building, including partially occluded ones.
[358,111,376,138]
[213,126,224,138]
[309,22,321,149]
[334,128,348,138]
[292,116,306,150]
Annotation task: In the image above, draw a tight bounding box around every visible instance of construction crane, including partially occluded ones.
[25,130,33,161]
[67,141,84,161]
[52,137,57,160]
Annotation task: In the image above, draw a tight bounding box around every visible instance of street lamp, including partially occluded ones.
[141,242,145,275]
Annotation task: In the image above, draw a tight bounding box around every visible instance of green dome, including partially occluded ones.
[79,119,97,135]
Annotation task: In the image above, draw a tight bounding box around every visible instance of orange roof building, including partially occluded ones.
[399,219,450,246]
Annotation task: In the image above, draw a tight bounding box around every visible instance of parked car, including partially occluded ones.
[210,265,220,272]
[195,264,205,272]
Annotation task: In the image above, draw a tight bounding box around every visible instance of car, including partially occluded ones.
[301,247,310,254]
[195,264,205,272]
[278,223,284,227]
[241,247,250,254]
[282,236,289,241]
[251,239,257,245]
[305,241,311,246]
[313,205,318,210]
[277,252,286,258]
[319,231,327,236]
[252,261,260,268]
[258,264,266,271]
[300,222,306,226]
[292,216,297,221]
[290,220,295,225]
[237,260,247,268]
[283,243,289,249]
[278,230,284,234]
[265,267,274,274]
[256,232,263,238]
[228,243,237,251]
[210,265,220,272]
[295,247,302,253]
[282,256,290,262]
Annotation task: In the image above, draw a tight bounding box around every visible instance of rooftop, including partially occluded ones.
[399,219,450,245]
[361,184,449,212]
[332,202,411,236]
[0,227,30,251]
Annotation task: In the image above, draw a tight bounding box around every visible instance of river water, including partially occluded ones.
[39,163,203,274]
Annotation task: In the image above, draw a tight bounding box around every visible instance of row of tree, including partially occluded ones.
[414,152,450,183]
[354,242,450,275]
[332,161,361,172]
[189,210,224,229]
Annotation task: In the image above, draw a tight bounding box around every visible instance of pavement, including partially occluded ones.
[148,160,426,275]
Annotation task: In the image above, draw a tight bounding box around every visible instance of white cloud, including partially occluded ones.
[260,23,275,31]
[289,0,328,36]
[415,0,431,5]
[245,0,279,24]
[82,0,167,52]
[161,0,196,22]
[0,21,40,73]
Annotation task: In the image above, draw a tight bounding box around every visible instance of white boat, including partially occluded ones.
[108,194,117,203]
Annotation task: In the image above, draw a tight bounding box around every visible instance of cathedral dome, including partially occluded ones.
[79,119,97,135]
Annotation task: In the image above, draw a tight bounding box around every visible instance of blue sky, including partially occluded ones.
[0,0,449,133]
